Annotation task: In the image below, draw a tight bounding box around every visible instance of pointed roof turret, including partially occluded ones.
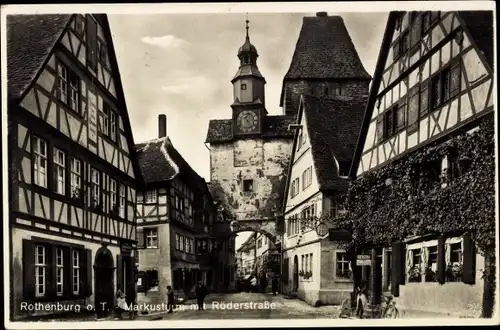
[238,17,258,57]
[232,15,265,83]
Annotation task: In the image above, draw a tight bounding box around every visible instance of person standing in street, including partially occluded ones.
[166,285,174,313]
[195,281,207,310]
[271,275,279,296]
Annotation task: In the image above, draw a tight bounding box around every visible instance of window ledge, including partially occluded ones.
[334,279,353,283]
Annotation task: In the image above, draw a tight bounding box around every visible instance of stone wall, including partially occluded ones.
[282,79,370,116]
[210,138,292,223]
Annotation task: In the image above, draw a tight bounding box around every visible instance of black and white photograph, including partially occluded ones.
[1,1,497,328]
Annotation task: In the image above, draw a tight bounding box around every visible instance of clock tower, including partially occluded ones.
[231,19,267,135]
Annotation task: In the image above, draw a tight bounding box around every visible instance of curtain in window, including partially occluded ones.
[405,249,413,278]
[421,247,429,272]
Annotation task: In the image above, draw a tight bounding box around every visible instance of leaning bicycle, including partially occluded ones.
[373,294,399,319]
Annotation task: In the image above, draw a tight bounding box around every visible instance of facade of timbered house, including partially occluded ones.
[7,14,142,320]
[350,11,494,317]
[135,115,233,305]
[280,13,371,306]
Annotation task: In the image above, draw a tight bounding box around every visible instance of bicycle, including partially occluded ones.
[372,295,399,319]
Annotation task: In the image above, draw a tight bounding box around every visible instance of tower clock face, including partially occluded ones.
[236,110,259,133]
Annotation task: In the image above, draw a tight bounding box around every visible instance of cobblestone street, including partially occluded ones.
[154,292,342,320]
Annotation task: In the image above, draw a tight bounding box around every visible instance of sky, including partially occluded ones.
[108,12,388,249]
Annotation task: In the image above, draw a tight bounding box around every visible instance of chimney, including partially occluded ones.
[316,12,328,17]
[158,114,167,138]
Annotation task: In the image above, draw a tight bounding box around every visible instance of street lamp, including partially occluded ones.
[230,220,239,233]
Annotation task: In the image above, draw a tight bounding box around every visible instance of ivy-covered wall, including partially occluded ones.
[331,115,495,317]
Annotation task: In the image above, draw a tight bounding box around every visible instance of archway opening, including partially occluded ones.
[235,229,281,294]
[94,247,115,318]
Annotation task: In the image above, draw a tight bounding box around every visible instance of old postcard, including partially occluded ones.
[1,1,497,329]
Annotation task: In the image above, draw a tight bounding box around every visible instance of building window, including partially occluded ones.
[419,84,429,116]
[407,87,420,132]
[72,250,80,295]
[180,236,185,251]
[421,12,431,34]
[119,185,126,218]
[53,148,66,195]
[109,178,117,214]
[410,12,422,49]
[35,245,46,297]
[97,39,108,66]
[175,194,185,211]
[302,167,312,190]
[297,131,303,151]
[430,75,442,110]
[33,136,48,188]
[103,105,118,142]
[443,62,461,103]
[145,228,158,248]
[301,255,305,271]
[74,16,85,37]
[257,238,262,249]
[90,168,101,209]
[290,177,300,198]
[70,158,82,200]
[57,63,80,113]
[383,103,404,140]
[145,190,157,204]
[446,242,463,282]
[401,31,410,54]
[395,102,406,131]
[243,179,254,193]
[241,84,247,90]
[425,246,438,282]
[334,87,342,96]
[175,234,181,250]
[308,253,313,273]
[409,248,422,282]
[336,252,351,279]
[56,247,64,296]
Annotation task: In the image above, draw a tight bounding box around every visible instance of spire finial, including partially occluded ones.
[245,13,250,39]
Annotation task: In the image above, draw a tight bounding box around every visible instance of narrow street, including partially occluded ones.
[155,292,341,320]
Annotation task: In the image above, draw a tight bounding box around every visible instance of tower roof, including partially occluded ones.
[238,18,258,57]
[284,14,371,80]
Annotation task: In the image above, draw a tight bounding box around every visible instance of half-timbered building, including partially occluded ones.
[7,14,142,320]
[349,11,494,317]
[135,115,232,305]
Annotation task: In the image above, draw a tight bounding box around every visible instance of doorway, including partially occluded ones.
[292,255,299,292]
[94,248,115,318]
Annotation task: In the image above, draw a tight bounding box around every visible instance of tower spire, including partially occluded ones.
[245,14,250,40]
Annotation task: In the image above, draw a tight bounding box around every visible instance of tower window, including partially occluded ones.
[243,179,254,193]
[241,84,247,90]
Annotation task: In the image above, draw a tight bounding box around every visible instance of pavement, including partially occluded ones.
[136,292,342,320]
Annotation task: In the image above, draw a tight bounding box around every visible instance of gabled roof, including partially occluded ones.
[7,14,144,183]
[135,137,210,195]
[7,14,72,101]
[205,115,295,144]
[349,11,494,178]
[283,94,367,208]
[283,15,371,81]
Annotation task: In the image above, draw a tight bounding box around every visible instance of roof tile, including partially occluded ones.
[302,94,367,191]
[284,15,372,80]
[7,14,72,101]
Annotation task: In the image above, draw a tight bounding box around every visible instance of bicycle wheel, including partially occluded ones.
[383,306,399,319]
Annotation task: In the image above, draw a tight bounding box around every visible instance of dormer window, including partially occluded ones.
[241,84,247,90]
